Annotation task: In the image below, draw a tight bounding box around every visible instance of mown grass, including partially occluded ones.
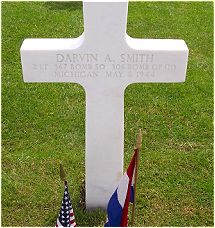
[1,1,213,227]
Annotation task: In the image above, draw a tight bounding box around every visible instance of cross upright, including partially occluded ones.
[20,1,189,209]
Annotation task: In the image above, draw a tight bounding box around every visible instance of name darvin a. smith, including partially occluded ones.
[56,53,154,63]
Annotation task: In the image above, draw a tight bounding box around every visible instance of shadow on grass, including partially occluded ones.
[77,208,106,227]
[76,179,106,226]
[44,1,83,11]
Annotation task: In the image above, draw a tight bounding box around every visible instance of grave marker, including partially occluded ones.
[20,1,189,209]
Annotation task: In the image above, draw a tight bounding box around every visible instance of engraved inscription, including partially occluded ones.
[56,53,98,63]
[120,53,154,63]
[31,53,177,80]
[33,64,48,71]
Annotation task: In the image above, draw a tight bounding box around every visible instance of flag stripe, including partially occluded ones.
[56,218,62,227]
[117,174,129,207]
[130,185,134,203]
[70,216,75,220]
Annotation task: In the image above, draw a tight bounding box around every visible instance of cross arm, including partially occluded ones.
[123,35,189,85]
[20,35,86,84]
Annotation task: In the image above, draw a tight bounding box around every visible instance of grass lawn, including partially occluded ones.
[1,1,213,227]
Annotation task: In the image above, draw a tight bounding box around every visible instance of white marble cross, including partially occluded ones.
[20,1,188,209]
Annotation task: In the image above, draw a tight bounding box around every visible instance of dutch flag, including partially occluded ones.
[105,150,137,227]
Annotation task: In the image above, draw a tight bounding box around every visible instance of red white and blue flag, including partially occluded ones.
[105,149,137,227]
[56,181,76,227]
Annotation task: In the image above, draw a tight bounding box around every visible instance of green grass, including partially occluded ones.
[1,1,213,226]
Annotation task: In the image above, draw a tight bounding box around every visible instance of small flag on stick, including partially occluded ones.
[105,151,137,226]
[56,165,76,227]
[60,164,66,182]
[105,129,142,227]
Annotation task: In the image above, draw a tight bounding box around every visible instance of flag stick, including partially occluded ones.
[131,129,142,226]
[60,163,66,182]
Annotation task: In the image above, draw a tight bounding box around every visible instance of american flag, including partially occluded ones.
[56,181,76,227]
